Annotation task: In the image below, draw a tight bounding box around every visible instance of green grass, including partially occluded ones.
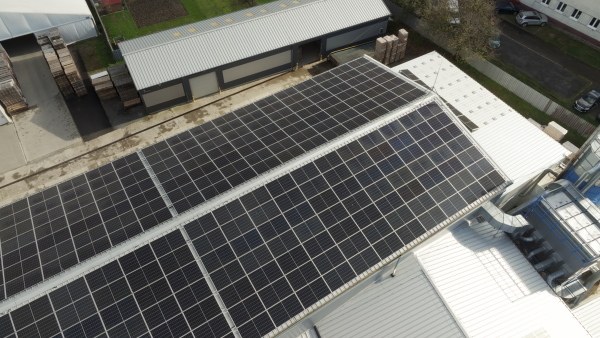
[103,0,277,41]
[75,36,115,73]
[398,23,588,147]
[500,14,600,72]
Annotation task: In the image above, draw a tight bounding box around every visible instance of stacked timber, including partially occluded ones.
[383,36,394,65]
[396,29,409,62]
[36,30,86,97]
[90,71,117,101]
[108,64,140,108]
[0,45,28,115]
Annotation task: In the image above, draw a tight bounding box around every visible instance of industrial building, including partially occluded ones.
[119,0,391,112]
[0,53,598,338]
[0,0,97,45]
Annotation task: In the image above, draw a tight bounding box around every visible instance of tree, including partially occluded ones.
[394,0,500,60]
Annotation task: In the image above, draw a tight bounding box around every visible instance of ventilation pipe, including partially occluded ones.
[574,162,600,188]
[478,203,530,236]
[526,242,553,260]
[546,269,566,286]
[534,253,562,272]
[518,230,542,243]
[519,169,559,197]
[570,267,600,307]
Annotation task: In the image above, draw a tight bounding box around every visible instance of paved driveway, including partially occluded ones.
[498,21,600,100]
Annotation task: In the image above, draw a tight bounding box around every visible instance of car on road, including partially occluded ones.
[495,2,520,15]
[516,11,548,27]
[574,89,600,113]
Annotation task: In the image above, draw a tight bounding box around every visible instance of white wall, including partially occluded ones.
[519,0,600,42]
[189,72,218,99]
[222,50,292,83]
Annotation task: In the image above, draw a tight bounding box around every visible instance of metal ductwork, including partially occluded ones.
[570,267,600,307]
[478,202,530,236]
[526,242,553,260]
[546,269,566,286]
[534,253,562,272]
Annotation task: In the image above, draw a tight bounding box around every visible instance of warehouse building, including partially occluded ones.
[119,0,391,113]
[0,0,97,44]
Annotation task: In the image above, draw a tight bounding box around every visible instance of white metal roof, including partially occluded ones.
[392,52,570,189]
[317,218,591,338]
[573,295,600,338]
[119,0,390,90]
[0,0,93,41]
[317,253,465,338]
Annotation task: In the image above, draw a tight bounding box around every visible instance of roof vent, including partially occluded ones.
[188,28,197,32]
[210,22,219,26]
[279,3,288,7]
[246,12,254,16]
[293,0,300,3]
[260,9,267,13]
[225,18,233,22]
[172,31,182,36]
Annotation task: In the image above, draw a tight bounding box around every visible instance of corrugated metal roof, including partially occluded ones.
[119,0,390,89]
[417,221,590,338]
[392,52,570,190]
[317,254,465,338]
[572,295,600,337]
[0,0,93,41]
[317,219,590,338]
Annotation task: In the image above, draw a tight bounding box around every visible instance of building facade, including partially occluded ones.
[519,0,600,46]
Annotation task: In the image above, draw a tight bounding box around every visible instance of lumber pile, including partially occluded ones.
[0,44,28,115]
[373,29,409,65]
[36,30,87,98]
[108,64,140,108]
[90,71,117,101]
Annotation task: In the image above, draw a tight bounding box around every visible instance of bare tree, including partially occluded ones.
[393,0,500,59]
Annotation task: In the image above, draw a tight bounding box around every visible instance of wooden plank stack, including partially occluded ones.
[373,30,409,65]
[108,64,141,108]
[90,71,118,101]
[0,44,28,115]
[36,30,87,98]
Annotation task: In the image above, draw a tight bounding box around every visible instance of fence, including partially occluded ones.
[383,0,597,137]
[468,60,596,137]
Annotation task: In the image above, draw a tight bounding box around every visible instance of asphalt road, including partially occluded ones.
[498,21,600,100]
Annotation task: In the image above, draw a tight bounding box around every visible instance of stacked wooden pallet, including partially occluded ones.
[373,30,409,65]
[36,30,86,97]
[90,71,117,101]
[108,64,141,108]
[0,45,28,115]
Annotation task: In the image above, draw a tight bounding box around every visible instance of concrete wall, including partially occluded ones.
[519,0,600,45]
[222,50,292,84]
[141,83,185,108]
[325,20,388,52]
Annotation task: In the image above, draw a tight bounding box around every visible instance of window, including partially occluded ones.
[541,0,551,5]
[556,1,566,12]
[571,8,582,20]
[590,17,600,29]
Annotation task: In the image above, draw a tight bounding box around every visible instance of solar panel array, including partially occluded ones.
[0,57,509,338]
[0,154,172,300]
[0,231,234,338]
[141,58,427,214]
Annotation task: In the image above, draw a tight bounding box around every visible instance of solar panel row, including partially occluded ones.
[142,58,427,215]
[0,230,234,338]
[0,154,172,300]
[182,101,507,337]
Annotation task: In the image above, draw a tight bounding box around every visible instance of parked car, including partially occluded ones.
[495,2,520,15]
[516,11,548,27]
[574,89,600,113]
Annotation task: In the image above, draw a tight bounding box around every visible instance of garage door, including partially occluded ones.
[189,72,218,99]
[142,83,185,107]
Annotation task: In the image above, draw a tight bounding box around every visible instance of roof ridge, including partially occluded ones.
[120,0,328,56]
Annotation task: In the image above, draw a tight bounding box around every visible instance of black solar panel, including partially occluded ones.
[0,153,172,300]
[0,230,234,338]
[142,58,427,214]
[183,101,507,337]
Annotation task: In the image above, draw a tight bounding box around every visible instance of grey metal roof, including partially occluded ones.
[119,0,391,90]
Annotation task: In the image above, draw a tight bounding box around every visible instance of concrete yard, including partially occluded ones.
[0,124,26,173]
[0,63,329,206]
[3,35,82,161]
